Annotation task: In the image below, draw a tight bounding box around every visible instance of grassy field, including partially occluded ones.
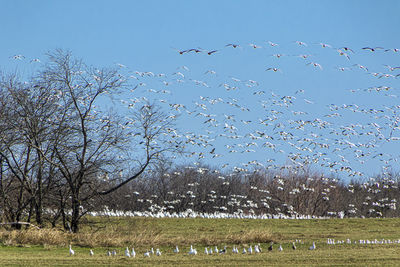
[0,217,400,266]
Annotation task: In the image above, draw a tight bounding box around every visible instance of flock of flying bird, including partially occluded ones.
[174,41,400,59]
[115,40,400,181]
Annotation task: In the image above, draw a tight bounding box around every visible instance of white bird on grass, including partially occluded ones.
[189,245,197,255]
[144,251,151,257]
[174,245,179,253]
[69,245,75,256]
[156,248,162,256]
[125,247,131,257]
[278,244,283,251]
[309,242,316,250]
[232,246,238,254]
[131,247,136,257]
[89,249,94,256]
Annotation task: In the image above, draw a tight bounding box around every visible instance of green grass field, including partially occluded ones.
[1,217,400,266]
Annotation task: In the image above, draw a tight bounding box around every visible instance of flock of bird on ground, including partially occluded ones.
[67,237,400,258]
[67,241,311,257]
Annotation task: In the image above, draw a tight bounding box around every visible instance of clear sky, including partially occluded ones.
[2,1,400,181]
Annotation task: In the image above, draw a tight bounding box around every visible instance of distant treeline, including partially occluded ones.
[101,164,400,219]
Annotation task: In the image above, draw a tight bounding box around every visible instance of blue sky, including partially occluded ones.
[2,1,400,180]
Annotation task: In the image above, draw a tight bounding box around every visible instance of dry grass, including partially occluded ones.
[0,227,274,248]
[0,228,163,248]
[0,228,67,247]
[0,218,275,248]
[2,216,399,250]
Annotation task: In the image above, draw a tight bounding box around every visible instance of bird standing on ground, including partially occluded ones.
[232,246,238,254]
[292,242,297,250]
[125,247,131,257]
[69,245,75,256]
[309,242,316,250]
[214,246,219,254]
[189,245,197,255]
[89,249,94,256]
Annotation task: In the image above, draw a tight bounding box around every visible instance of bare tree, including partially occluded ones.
[0,74,60,228]
[28,50,183,232]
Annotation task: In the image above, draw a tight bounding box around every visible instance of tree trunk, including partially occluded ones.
[27,198,34,223]
[35,147,43,226]
[35,200,42,226]
[14,213,22,230]
[70,196,80,233]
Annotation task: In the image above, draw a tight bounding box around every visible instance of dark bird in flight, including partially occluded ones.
[187,48,203,53]
[225,43,240,48]
[362,47,384,52]
[339,47,354,53]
